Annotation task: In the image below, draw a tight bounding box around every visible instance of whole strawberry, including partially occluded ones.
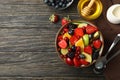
[61,16,71,26]
[49,14,59,23]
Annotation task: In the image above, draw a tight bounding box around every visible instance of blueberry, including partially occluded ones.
[47,2,52,6]
[44,0,49,3]
[67,0,71,2]
[62,4,66,8]
[79,54,86,59]
[68,23,77,30]
[63,1,67,4]
[67,52,75,59]
[92,52,99,60]
[68,29,74,35]
[89,34,94,39]
[61,0,64,2]
[71,45,76,52]
[49,0,54,3]
[59,2,63,7]
[55,5,59,9]
[55,0,60,4]
[51,3,55,7]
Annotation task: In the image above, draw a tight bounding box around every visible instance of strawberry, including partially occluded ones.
[74,28,84,37]
[70,35,78,45]
[65,57,74,66]
[76,46,81,54]
[76,46,81,51]
[93,39,102,49]
[80,59,89,65]
[49,14,59,23]
[86,25,98,34]
[57,35,63,41]
[63,28,69,33]
[73,57,81,67]
[64,37,69,42]
[61,16,71,26]
[84,46,93,54]
[58,39,67,49]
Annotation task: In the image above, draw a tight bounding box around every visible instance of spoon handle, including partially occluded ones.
[88,0,96,8]
[107,49,120,63]
[105,34,120,58]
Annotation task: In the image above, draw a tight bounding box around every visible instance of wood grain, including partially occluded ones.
[0,0,119,80]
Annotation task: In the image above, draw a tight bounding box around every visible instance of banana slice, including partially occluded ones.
[61,48,68,55]
[82,52,92,63]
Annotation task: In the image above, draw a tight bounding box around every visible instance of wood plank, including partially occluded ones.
[0,77,106,80]
[0,0,112,79]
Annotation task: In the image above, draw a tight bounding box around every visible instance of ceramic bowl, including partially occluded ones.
[106,4,120,24]
[77,0,103,20]
[55,20,104,68]
[44,0,74,10]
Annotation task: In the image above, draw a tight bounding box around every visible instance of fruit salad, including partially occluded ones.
[56,21,104,67]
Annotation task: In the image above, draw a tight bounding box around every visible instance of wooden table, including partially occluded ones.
[0,0,119,80]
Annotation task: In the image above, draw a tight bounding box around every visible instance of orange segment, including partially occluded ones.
[75,38,84,51]
[63,32,71,39]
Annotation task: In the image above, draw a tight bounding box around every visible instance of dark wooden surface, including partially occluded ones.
[0,0,119,80]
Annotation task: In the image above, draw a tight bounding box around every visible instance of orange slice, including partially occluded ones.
[63,32,71,39]
[75,38,84,51]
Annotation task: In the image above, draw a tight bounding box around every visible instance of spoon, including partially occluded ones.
[93,34,120,74]
[81,0,96,17]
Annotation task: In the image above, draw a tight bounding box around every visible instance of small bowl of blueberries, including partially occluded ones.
[44,0,74,10]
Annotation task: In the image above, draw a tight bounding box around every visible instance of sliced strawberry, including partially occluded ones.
[73,57,81,67]
[70,35,79,45]
[86,25,98,34]
[76,46,81,54]
[93,39,102,49]
[84,45,93,54]
[64,37,69,42]
[58,39,67,49]
[80,59,89,65]
[82,26,86,31]
[65,57,74,66]
[63,28,69,33]
[74,28,84,37]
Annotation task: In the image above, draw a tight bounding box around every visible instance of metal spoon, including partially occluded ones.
[93,34,120,74]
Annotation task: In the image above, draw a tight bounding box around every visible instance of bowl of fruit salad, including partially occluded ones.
[55,20,104,67]
[44,0,74,10]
